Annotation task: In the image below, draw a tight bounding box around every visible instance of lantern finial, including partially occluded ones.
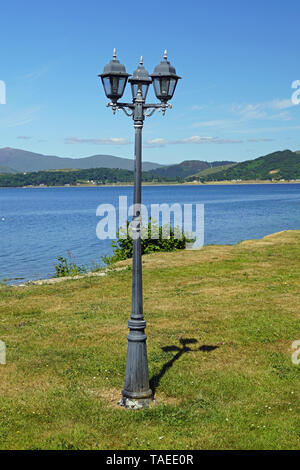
[140,56,143,65]
[164,49,168,60]
[113,48,117,59]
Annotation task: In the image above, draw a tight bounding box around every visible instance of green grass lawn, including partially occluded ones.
[0,230,300,450]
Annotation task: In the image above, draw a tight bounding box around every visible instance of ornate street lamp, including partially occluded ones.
[99,49,181,409]
[150,50,181,103]
[100,48,129,103]
[128,56,152,101]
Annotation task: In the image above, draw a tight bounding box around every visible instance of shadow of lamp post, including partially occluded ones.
[99,49,181,409]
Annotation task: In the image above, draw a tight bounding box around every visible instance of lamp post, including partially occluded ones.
[99,49,181,409]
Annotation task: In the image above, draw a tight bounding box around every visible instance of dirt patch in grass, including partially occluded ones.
[238,230,300,249]
[116,245,234,271]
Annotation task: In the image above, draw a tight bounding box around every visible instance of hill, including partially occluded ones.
[190,150,300,181]
[0,148,163,173]
[0,162,240,187]
[192,163,236,178]
[0,164,17,174]
[149,160,235,180]
[2,148,300,183]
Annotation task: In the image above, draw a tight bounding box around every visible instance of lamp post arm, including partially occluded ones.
[106,101,172,117]
[144,102,172,116]
[106,102,134,115]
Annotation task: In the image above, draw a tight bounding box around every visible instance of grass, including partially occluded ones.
[191,163,236,178]
[0,230,300,450]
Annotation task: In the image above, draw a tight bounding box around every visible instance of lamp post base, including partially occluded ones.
[118,396,152,410]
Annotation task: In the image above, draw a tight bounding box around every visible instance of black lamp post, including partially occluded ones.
[99,49,181,409]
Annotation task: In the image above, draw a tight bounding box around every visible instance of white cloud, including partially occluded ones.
[232,103,267,120]
[192,119,233,129]
[191,105,205,111]
[270,98,295,110]
[22,64,50,82]
[144,135,243,148]
[247,138,274,142]
[144,138,168,148]
[234,124,300,134]
[232,99,295,121]
[65,136,131,145]
[177,136,243,145]
[193,98,296,131]
[0,106,41,128]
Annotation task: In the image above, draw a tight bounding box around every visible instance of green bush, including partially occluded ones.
[102,219,194,265]
[54,256,87,278]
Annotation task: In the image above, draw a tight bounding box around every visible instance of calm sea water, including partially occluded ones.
[0,184,300,283]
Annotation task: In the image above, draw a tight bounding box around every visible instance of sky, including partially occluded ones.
[0,0,300,165]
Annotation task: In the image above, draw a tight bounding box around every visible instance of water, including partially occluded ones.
[0,184,300,283]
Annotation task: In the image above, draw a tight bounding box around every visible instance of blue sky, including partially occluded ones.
[0,0,300,164]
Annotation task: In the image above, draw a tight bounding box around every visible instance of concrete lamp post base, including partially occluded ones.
[118,396,152,410]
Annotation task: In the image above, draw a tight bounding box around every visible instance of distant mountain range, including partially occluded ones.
[0,148,164,173]
[1,147,300,185]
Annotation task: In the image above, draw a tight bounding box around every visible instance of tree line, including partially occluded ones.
[0,167,171,187]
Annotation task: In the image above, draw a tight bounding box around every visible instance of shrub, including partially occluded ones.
[103,219,194,265]
[54,256,87,278]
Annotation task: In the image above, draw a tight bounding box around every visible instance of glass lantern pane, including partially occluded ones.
[160,78,170,97]
[102,77,111,97]
[168,78,177,98]
[142,84,149,99]
[153,78,160,97]
[111,76,120,96]
[131,83,138,99]
[117,77,126,96]
[131,82,149,100]
[102,75,127,100]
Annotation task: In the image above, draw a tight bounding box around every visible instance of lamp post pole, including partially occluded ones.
[99,50,181,409]
[120,90,153,409]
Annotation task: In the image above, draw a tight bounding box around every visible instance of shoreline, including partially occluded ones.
[1,180,300,189]
[2,229,296,288]
[8,266,128,288]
